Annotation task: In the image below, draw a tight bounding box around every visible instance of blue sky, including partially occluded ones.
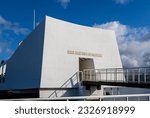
[0,0,150,67]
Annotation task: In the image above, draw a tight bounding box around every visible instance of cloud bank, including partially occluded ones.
[57,0,70,8]
[0,16,29,35]
[94,21,150,67]
[0,16,29,59]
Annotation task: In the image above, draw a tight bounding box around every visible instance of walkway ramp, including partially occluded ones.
[81,67,150,88]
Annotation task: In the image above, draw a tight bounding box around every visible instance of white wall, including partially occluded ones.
[40,16,122,89]
[0,16,122,98]
[0,20,46,90]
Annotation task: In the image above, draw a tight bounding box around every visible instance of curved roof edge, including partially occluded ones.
[45,16,115,33]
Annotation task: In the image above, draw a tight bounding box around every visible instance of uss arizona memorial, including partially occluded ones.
[0,16,150,100]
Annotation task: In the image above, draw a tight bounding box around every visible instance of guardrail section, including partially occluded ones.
[83,67,150,84]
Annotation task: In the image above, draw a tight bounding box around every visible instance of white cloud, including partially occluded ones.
[0,40,12,59]
[0,16,11,25]
[0,16,30,59]
[0,16,29,35]
[94,21,150,67]
[6,48,13,55]
[114,0,132,4]
[58,0,70,8]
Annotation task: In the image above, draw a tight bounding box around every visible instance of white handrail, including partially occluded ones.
[83,67,150,84]
[3,93,150,101]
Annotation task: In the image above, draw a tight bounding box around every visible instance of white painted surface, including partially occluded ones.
[0,64,6,77]
[0,20,45,90]
[0,16,122,98]
[40,16,122,89]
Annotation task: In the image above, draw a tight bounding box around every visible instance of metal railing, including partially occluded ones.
[5,94,150,101]
[82,67,150,84]
[48,67,150,98]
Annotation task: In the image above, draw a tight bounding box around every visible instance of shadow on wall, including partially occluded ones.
[48,72,81,98]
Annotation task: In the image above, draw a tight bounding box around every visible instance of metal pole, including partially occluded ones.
[111,88,113,95]
[99,70,101,81]
[115,68,117,82]
[106,69,107,82]
[77,72,81,87]
[137,97,140,101]
[83,70,86,81]
[90,70,92,81]
[144,69,146,83]
[138,68,140,84]
[127,69,128,83]
[117,88,120,95]
[81,71,83,82]
[126,96,129,101]
[122,69,123,82]
[132,69,135,82]
[77,72,79,83]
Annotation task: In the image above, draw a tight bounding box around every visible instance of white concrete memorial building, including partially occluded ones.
[0,16,122,98]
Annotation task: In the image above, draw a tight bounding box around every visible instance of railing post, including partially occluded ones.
[106,69,107,82]
[94,70,96,81]
[83,70,86,81]
[132,69,135,83]
[122,69,124,82]
[126,96,129,101]
[137,97,140,101]
[90,70,92,81]
[126,69,128,83]
[99,98,101,101]
[111,88,113,95]
[81,71,83,82]
[138,68,140,84]
[144,69,146,83]
[117,88,120,95]
[76,72,79,82]
[115,68,117,82]
[77,72,81,87]
[99,70,101,81]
